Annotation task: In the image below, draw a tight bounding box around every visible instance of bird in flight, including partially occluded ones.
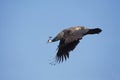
[48,26,102,64]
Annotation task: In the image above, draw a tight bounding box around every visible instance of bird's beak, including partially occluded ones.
[48,39,52,43]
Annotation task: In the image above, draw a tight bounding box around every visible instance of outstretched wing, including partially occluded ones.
[55,27,88,63]
[56,39,80,63]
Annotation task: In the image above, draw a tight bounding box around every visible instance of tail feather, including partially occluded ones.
[86,28,102,35]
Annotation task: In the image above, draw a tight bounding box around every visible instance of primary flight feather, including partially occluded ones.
[48,26,102,63]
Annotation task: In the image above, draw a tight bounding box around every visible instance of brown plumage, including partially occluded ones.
[48,26,102,63]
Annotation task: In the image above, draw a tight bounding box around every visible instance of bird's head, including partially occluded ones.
[48,36,52,43]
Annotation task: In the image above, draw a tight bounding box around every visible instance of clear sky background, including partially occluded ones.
[0,0,120,80]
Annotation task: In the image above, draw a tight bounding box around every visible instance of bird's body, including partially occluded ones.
[48,26,102,64]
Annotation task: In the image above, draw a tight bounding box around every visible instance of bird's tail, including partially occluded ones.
[86,28,102,35]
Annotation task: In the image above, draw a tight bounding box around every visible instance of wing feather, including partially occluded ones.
[56,39,79,63]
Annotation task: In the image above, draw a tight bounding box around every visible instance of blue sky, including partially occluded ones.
[0,0,120,80]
